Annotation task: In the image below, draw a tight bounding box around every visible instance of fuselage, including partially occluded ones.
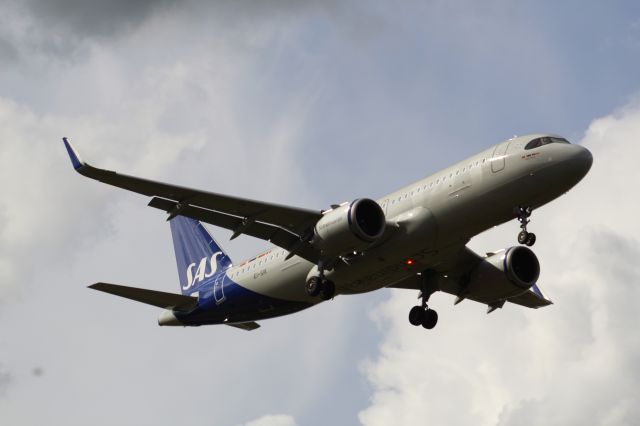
[173,134,592,326]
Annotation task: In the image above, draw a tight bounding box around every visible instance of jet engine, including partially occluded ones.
[467,246,540,300]
[312,198,386,257]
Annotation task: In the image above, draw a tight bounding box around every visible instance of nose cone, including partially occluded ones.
[571,145,593,180]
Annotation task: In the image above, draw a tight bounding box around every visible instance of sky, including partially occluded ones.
[0,1,639,425]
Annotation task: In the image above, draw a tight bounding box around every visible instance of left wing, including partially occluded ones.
[63,138,323,262]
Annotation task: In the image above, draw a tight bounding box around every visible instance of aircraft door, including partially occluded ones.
[380,199,389,216]
[490,141,511,173]
[213,275,226,305]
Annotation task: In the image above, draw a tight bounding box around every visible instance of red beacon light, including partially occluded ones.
[405,259,414,266]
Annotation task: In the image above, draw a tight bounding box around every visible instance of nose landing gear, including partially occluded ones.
[515,206,536,246]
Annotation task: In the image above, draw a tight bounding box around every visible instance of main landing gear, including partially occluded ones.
[515,206,536,247]
[306,263,336,301]
[408,270,439,330]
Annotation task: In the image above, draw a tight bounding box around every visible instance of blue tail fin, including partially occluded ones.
[169,216,232,295]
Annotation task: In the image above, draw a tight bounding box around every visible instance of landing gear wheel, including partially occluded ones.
[421,309,438,329]
[515,206,535,245]
[306,277,321,297]
[321,280,335,300]
[409,306,424,326]
[525,232,536,247]
[518,230,529,245]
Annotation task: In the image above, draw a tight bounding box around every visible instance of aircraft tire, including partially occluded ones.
[518,230,529,244]
[306,277,322,297]
[422,309,438,329]
[525,233,536,246]
[408,306,424,326]
[321,280,335,300]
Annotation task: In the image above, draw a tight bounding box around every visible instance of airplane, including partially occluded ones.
[62,134,592,331]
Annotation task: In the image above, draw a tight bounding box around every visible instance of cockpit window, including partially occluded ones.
[525,136,570,150]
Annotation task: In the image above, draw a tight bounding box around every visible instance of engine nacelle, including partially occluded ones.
[468,246,540,300]
[312,198,386,256]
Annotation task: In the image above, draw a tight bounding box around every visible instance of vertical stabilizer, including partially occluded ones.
[170,216,232,296]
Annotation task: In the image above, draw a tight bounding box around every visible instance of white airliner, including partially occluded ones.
[63,135,592,330]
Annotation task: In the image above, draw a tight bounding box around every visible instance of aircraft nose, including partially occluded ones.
[573,145,593,178]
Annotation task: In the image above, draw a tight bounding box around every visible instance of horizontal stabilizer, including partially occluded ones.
[89,283,198,311]
[226,322,261,331]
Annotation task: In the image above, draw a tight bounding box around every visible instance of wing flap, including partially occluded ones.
[148,197,320,263]
[89,282,198,310]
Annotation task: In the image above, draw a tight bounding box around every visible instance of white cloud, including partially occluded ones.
[239,414,298,426]
[358,101,640,425]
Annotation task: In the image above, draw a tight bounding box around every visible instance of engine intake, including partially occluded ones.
[313,198,386,256]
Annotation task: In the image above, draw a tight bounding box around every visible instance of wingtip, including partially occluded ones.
[62,137,86,170]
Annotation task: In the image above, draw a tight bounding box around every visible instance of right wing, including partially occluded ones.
[390,246,552,311]
[63,138,323,262]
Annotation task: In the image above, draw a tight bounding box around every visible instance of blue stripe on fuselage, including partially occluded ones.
[174,274,312,326]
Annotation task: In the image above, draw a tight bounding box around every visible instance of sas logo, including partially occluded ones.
[183,252,223,290]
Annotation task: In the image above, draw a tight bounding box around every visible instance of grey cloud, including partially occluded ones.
[24,0,177,40]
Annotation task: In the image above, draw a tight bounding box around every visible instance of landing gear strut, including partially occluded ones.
[408,270,439,330]
[515,206,536,247]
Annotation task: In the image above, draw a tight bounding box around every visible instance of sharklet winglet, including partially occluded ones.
[62,137,86,170]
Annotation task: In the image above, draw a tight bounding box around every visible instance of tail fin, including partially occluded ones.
[170,216,232,295]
